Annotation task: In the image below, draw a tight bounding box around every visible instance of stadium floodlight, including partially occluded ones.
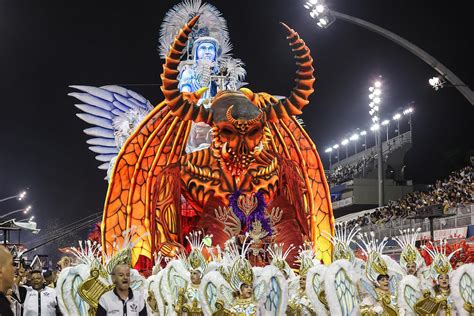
[315,4,325,13]
[332,144,339,149]
[317,17,328,27]
[370,124,380,131]
[309,0,318,4]
[368,87,374,92]
[428,76,447,91]
[24,205,32,213]
[373,97,381,104]
[374,88,382,96]
[310,9,318,18]
[349,133,359,141]
[360,130,367,136]
[371,116,379,123]
[341,139,349,146]
[403,107,414,115]
[393,113,401,120]
[304,2,312,9]
[18,191,27,201]
[374,81,382,88]
[325,148,332,153]
[381,119,390,126]
[369,93,374,100]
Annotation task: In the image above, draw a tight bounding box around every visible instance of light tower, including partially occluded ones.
[369,78,384,207]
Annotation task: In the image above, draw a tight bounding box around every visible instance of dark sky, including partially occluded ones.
[0,0,472,256]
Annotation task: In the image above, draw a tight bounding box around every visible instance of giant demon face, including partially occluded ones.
[210,92,264,175]
[160,16,315,173]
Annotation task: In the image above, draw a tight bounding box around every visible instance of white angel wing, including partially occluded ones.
[130,268,146,292]
[56,264,90,316]
[324,259,360,316]
[256,265,288,316]
[382,254,405,295]
[149,269,170,316]
[69,85,153,179]
[306,265,328,316]
[165,260,190,300]
[450,263,474,316]
[397,275,422,316]
[199,270,233,315]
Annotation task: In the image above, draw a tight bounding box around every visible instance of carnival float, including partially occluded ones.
[60,1,474,315]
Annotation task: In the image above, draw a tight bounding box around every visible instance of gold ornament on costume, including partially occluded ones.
[356,232,389,284]
[229,234,255,292]
[185,230,211,274]
[422,240,460,281]
[267,243,295,276]
[104,228,148,275]
[322,222,359,263]
[296,243,316,277]
[393,228,424,271]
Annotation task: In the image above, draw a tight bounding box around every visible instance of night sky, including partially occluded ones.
[0,0,472,257]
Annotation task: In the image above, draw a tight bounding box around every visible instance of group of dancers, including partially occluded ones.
[55,223,474,316]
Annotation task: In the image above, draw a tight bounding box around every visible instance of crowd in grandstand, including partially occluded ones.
[346,166,474,228]
[328,152,377,185]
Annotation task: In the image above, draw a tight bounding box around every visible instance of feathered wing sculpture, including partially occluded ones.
[324,259,360,316]
[257,265,289,316]
[69,85,153,179]
[397,275,422,316]
[56,265,90,316]
[450,263,474,316]
[306,264,329,315]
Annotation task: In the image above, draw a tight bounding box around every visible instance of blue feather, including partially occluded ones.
[88,146,119,154]
[74,104,115,119]
[70,85,114,102]
[95,154,117,162]
[84,127,114,138]
[68,92,113,111]
[86,138,116,146]
[76,113,113,129]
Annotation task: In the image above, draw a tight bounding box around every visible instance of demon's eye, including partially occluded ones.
[248,127,259,137]
[221,128,233,136]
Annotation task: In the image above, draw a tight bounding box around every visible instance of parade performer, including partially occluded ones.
[394,228,432,315]
[287,244,317,315]
[199,235,288,315]
[56,232,146,316]
[413,241,459,315]
[174,231,212,315]
[305,222,361,315]
[357,233,399,316]
[449,262,474,315]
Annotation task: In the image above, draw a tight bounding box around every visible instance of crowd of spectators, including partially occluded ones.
[346,166,474,228]
[328,152,377,185]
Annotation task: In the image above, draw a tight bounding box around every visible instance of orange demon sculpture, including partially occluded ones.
[101,16,334,269]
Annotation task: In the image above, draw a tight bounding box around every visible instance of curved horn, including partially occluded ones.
[226,105,238,125]
[265,23,315,122]
[160,16,212,123]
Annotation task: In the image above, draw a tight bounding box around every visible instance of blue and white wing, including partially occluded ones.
[324,259,360,316]
[166,260,190,299]
[397,275,421,316]
[256,265,288,316]
[69,85,153,179]
[130,268,146,292]
[149,269,169,316]
[56,264,90,316]
[451,263,474,316]
[382,255,405,296]
[306,264,329,316]
[199,270,233,315]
